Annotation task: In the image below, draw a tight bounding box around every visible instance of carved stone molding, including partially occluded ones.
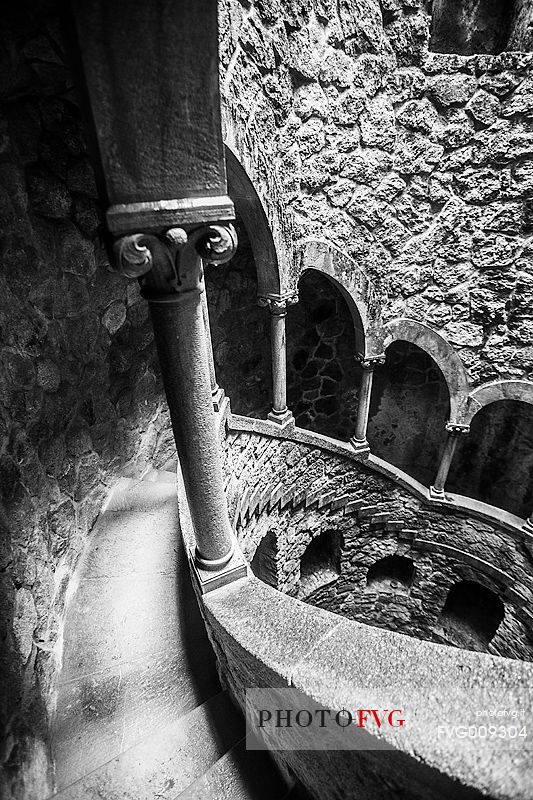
[445,422,470,436]
[113,223,237,302]
[107,196,235,235]
[257,293,299,315]
[357,354,386,370]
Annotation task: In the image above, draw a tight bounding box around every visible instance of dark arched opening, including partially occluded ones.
[367,340,450,486]
[366,555,415,594]
[447,399,533,518]
[438,581,504,651]
[204,214,271,418]
[430,0,516,55]
[299,531,342,598]
[250,531,278,588]
[286,270,363,441]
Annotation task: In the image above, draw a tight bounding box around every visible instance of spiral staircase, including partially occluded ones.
[49,470,302,800]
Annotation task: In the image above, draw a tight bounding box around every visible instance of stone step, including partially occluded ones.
[50,691,244,800]
[53,472,222,791]
[358,504,386,519]
[175,737,289,800]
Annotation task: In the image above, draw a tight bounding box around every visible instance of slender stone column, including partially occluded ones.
[114,225,237,570]
[201,290,225,412]
[430,422,470,496]
[350,355,385,448]
[258,295,298,426]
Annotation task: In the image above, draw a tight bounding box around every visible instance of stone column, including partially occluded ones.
[114,225,238,571]
[201,290,225,412]
[350,355,385,448]
[258,295,297,426]
[430,422,470,497]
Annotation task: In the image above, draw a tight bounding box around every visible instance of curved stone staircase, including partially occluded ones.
[49,470,297,800]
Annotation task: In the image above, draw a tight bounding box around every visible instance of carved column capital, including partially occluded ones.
[257,293,299,316]
[113,223,237,302]
[357,354,386,370]
[445,422,470,436]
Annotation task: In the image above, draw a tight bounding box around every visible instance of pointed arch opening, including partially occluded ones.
[299,531,342,599]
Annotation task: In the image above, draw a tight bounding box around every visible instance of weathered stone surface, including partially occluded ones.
[360,94,396,150]
[225,427,533,663]
[396,97,440,133]
[429,74,477,107]
[466,90,500,128]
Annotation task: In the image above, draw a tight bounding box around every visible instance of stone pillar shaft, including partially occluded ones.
[114,225,237,569]
[353,368,374,443]
[201,291,225,411]
[259,295,297,426]
[351,355,385,446]
[270,306,288,416]
[431,423,470,495]
[150,297,232,564]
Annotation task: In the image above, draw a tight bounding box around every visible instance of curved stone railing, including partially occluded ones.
[219,412,533,660]
[180,537,533,799]
[174,410,533,799]
[225,413,532,544]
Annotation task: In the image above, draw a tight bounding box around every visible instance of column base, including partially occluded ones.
[429,485,445,500]
[267,408,294,428]
[191,545,248,594]
[349,436,370,455]
[212,387,227,413]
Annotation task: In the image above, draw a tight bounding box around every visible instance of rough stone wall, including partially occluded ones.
[430,0,515,56]
[221,0,533,389]
[0,6,171,798]
[224,429,533,660]
[220,0,533,508]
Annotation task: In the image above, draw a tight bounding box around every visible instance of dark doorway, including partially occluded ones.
[366,555,415,594]
[367,340,450,486]
[299,531,342,598]
[438,580,504,650]
[447,400,533,519]
[430,0,515,55]
[287,270,362,441]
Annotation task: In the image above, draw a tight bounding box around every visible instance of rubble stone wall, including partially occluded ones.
[0,7,173,798]
[221,0,533,388]
[224,428,533,661]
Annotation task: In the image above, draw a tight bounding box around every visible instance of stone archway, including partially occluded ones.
[225,145,282,298]
[465,379,533,424]
[447,398,533,519]
[382,318,470,423]
[286,268,364,441]
[203,148,287,419]
[297,238,382,358]
[367,339,451,486]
